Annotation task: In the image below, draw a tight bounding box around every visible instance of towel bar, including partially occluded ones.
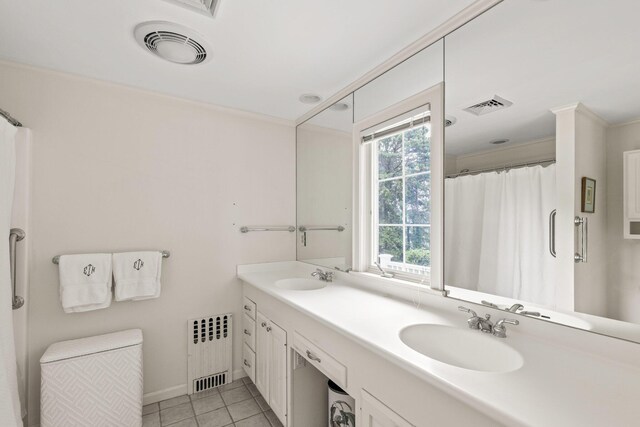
[52,250,170,265]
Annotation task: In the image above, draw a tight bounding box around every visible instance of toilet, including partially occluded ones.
[40,329,143,427]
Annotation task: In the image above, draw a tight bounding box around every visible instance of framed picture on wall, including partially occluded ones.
[582,177,596,213]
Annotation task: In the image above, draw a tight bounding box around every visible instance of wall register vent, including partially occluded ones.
[188,313,233,394]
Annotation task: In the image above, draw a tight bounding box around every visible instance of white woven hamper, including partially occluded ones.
[40,329,143,427]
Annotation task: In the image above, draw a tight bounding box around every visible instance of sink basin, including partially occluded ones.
[275,278,328,291]
[400,324,523,373]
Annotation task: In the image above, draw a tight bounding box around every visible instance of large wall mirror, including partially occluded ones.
[296,94,354,271]
[444,0,640,342]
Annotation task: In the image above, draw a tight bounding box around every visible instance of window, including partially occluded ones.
[372,117,431,277]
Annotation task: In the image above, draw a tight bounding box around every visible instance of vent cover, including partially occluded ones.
[164,0,222,18]
[188,314,233,395]
[134,22,211,65]
[463,95,513,116]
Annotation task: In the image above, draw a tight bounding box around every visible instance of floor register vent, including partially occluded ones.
[188,313,233,394]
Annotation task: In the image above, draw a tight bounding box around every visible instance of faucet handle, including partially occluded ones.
[493,318,519,338]
[458,306,481,330]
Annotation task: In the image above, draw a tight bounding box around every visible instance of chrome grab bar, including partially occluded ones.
[549,209,557,258]
[240,226,295,233]
[10,228,25,310]
[298,225,345,232]
[574,216,588,263]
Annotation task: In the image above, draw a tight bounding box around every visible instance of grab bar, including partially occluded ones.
[298,226,345,232]
[240,226,295,233]
[549,209,557,258]
[574,216,588,263]
[10,228,25,310]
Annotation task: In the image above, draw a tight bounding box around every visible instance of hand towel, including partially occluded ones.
[58,253,112,313]
[113,251,162,301]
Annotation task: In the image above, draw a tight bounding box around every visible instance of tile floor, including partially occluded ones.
[142,377,284,427]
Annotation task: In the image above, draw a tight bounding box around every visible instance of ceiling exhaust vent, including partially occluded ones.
[164,0,222,18]
[134,22,211,65]
[463,95,513,116]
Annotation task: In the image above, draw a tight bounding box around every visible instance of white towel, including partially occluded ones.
[113,251,162,301]
[58,253,112,313]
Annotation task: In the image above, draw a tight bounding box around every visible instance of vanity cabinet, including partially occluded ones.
[360,390,414,427]
[256,311,287,425]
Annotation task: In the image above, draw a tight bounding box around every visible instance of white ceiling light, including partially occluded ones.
[330,102,350,111]
[134,21,212,65]
[163,0,222,18]
[299,94,322,104]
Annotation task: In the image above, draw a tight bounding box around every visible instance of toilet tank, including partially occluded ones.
[40,329,143,427]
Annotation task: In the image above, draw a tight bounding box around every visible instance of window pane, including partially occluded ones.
[405,174,430,224]
[404,126,430,174]
[378,179,402,224]
[379,226,403,263]
[378,134,402,179]
[406,226,430,267]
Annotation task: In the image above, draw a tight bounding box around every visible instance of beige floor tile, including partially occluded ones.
[143,412,160,427]
[160,402,195,426]
[190,388,221,401]
[192,393,226,415]
[197,407,234,427]
[235,413,271,427]
[159,395,191,410]
[221,385,252,405]
[219,378,245,392]
[143,403,160,415]
[165,417,197,427]
[227,398,261,422]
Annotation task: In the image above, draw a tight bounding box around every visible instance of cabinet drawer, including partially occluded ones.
[243,343,255,383]
[293,332,347,389]
[243,314,256,351]
[243,296,256,320]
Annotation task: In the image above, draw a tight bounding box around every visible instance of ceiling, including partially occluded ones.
[445,0,640,156]
[0,0,475,121]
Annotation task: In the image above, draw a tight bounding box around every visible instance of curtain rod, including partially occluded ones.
[0,108,22,127]
[446,158,556,178]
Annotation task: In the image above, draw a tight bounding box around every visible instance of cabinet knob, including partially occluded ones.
[266,326,272,332]
[261,322,267,327]
[243,329,251,336]
[244,359,251,367]
[244,305,251,310]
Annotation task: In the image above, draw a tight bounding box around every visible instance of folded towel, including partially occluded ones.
[58,253,112,313]
[113,251,162,301]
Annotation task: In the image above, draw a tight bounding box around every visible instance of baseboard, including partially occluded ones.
[143,384,188,406]
[143,369,246,406]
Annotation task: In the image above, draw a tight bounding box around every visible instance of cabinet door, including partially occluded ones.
[269,321,287,425]
[361,390,414,427]
[255,311,270,401]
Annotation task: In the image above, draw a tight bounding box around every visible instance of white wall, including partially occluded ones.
[0,61,296,425]
[606,119,640,322]
[296,124,352,268]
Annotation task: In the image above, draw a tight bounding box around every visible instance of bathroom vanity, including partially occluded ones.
[238,261,640,427]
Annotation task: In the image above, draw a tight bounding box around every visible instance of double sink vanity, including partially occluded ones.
[238,261,640,427]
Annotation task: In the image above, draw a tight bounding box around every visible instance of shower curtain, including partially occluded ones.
[445,164,557,308]
[0,118,22,426]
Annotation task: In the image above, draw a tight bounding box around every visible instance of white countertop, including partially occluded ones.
[238,261,640,427]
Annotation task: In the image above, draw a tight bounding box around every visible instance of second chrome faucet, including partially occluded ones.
[458,306,519,338]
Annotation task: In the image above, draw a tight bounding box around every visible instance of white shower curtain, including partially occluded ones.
[0,118,22,426]
[445,164,557,308]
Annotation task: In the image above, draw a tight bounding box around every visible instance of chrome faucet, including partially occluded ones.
[507,303,524,313]
[311,268,334,282]
[492,318,519,338]
[374,261,395,278]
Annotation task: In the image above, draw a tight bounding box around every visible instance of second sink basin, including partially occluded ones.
[400,324,523,373]
[275,278,328,291]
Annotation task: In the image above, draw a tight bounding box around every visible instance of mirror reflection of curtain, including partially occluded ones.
[0,118,22,426]
[445,164,557,308]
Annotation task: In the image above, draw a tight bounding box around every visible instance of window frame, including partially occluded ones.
[352,84,444,291]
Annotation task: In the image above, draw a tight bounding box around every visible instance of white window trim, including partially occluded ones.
[352,83,445,292]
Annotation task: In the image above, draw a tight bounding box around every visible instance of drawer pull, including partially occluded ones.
[244,359,251,368]
[243,329,251,336]
[266,326,272,332]
[261,322,267,327]
[306,350,321,363]
[244,305,252,311]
